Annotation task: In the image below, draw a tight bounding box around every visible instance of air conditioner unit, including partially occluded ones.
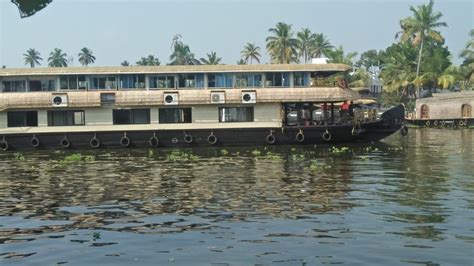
[163,93,178,105]
[52,94,68,107]
[210,92,225,104]
[241,91,256,104]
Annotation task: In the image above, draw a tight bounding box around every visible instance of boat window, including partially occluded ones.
[208,74,233,88]
[293,72,309,87]
[219,107,254,122]
[178,74,204,88]
[2,80,26,92]
[47,110,85,126]
[420,105,429,119]
[120,75,145,89]
[101,93,116,104]
[28,80,56,92]
[7,111,38,127]
[113,109,150,124]
[159,108,192,123]
[149,75,175,89]
[235,74,262,88]
[462,104,471,118]
[264,72,290,87]
[60,75,86,90]
[90,76,117,90]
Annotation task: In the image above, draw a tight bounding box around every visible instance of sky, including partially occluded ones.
[0,0,472,68]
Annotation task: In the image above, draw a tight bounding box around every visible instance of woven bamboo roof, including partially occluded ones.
[0,64,350,77]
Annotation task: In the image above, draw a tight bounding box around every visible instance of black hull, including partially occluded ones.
[0,105,405,151]
[406,118,474,128]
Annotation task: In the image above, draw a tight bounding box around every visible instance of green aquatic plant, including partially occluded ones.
[92,232,101,241]
[220,149,229,155]
[251,149,261,156]
[166,150,199,162]
[13,152,25,161]
[330,146,351,154]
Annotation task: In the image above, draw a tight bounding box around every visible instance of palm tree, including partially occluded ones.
[297,28,316,63]
[310,33,333,58]
[136,55,160,66]
[380,42,418,96]
[23,48,42,68]
[237,59,247,65]
[241,43,261,64]
[200,51,222,65]
[78,47,96,66]
[121,60,130,66]
[459,29,474,85]
[266,22,299,64]
[325,46,357,66]
[396,0,447,81]
[48,48,68,67]
[169,40,200,65]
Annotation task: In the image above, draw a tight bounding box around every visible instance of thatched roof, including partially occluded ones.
[0,64,350,77]
[417,91,474,104]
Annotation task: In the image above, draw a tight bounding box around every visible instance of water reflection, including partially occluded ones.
[0,129,472,265]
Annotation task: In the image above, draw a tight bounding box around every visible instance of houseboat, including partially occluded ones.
[406,92,473,128]
[0,64,405,151]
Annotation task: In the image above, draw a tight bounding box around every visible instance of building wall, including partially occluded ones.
[416,98,474,119]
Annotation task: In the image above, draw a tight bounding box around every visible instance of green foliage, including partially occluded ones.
[166,150,199,162]
[241,43,261,64]
[266,22,299,64]
[48,48,68,67]
[13,152,25,161]
[169,35,200,65]
[136,55,160,66]
[200,51,222,65]
[78,47,96,66]
[251,149,261,156]
[23,48,42,68]
[325,46,357,66]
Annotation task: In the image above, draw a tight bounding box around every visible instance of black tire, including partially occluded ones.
[295,131,305,143]
[266,134,276,144]
[149,135,159,147]
[207,134,218,145]
[60,137,71,149]
[90,137,101,149]
[120,136,131,148]
[400,125,408,136]
[322,130,332,142]
[31,135,40,148]
[184,134,193,144]
[0,140,9,151]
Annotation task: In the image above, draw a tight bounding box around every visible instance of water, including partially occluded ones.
[0,129,472,265]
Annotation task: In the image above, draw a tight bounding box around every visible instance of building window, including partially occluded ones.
[208,73,233,88]
[293,72,309,87]
[235,74,262,88]
[113,109,150,124]
[120,75,145,89]
[462,104,472,118]
[265,72,290,87]
[7,111,38,127]
[178,74,204,88]
[90,76,117,90]
[2,80,26,92]
[29,80,56,92]
[159,108,192,123]
[101,93,116,104]
[149,75,175,89]
[219,107,254,122]
[420,105,429,119]
[47,110,85,126]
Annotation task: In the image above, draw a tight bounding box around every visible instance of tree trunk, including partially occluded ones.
[415,39,424,99]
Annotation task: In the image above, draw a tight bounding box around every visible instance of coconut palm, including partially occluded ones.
[459,29,474,84]
[237,59,247,65]
[78,47,96,66]
[266,22,299,64]
[121,60,130,66]
[380,42,418,96]
[396,0,447,80]
[310,33,334,58]
[325,46,357,66]
[200,52,222,65]
[297,28,316,63]
[48,48,68,67]
[136,55,160,66]
[241,43,261,64]
[23,48,42,68]
[169,41,200,65]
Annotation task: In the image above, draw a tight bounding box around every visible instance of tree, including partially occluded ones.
[241,43,261,64]
[78,47,96,66]
[380,42,418,96]
[297,28,316,63]
[266,22,299,64]
[48,48,68,67]
[237,59,247,65]
[356,49,384,70]
[325,46,357,66]
[310,33,333,58]
[459,29,474,87]
[169,36,200,65]
[23,48,42,68]
[121,60,130,66]
[136,55,160,66]
[396,0,447,82]
[200,52,222,65]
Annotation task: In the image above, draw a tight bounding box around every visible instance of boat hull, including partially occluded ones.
[406,118,474,128]
[0,105,405,151]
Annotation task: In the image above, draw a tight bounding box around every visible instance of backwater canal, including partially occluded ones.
[0,129,473,265]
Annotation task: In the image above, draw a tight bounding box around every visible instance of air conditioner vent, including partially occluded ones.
[241,91,256,104]
[52,94,68,107]
[164,93,179,105]
[210,92,225,104]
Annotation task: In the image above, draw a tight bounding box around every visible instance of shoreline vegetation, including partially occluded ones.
[7,0,474,109]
